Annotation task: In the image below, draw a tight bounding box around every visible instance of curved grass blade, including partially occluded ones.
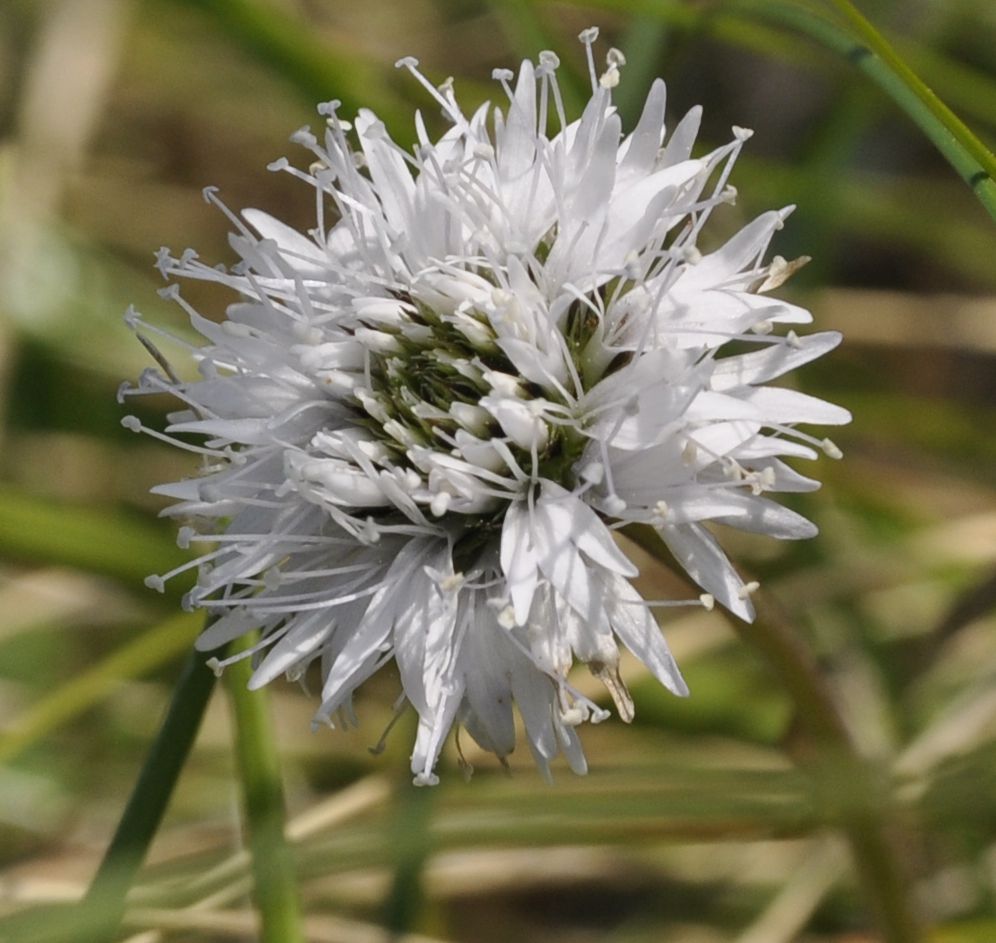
[779,0,996,219]
[81,642,217,942]
[823,0,996,179]
[550,0,996,218]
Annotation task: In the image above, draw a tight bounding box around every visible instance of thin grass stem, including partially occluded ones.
[734,0,996,220]
[823,0,996,180]
[81,644,217,941]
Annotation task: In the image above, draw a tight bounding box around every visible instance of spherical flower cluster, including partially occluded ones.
[122,31,849,784]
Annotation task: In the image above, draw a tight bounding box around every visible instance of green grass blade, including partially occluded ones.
[382,780,434,936]
[548,0,996,218]
[81,643,217,941]
[823,0,996,179]
[745,0,996,219]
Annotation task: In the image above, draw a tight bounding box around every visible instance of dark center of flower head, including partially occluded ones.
[329,283,603,568]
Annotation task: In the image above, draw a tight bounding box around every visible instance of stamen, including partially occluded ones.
[368,693,409,756]
[821,438,844,459]
[578,27,600,92]
[737,580,761,600]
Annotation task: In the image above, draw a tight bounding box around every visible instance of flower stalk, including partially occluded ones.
[738,591,924,943]
[223,632,304,943]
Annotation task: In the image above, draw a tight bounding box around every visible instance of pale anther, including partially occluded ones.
[580,462,604,485]
[603,495,626,515]
[822,438,844,460]
[737,581,761,599]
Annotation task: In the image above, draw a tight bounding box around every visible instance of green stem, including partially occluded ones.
[756,595,924,943]
[624,525,925,943]
[744,592,925,943]
[224,633,304,943]
[81,645,217,941]
[823,0,996,180]
[382,776,434,936]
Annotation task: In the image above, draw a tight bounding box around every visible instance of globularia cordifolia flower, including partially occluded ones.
[122,31,849,784]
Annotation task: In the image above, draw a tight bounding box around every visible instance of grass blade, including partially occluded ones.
[81,643,217,941]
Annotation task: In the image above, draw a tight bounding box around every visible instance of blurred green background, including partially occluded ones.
[1,1,995,941]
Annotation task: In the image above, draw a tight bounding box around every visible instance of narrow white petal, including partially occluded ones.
[740,387,852,425]
[606,574,688,696]
[501,499,540,624]
[250,613,330,688]
[710,332,843,391]
[659,523,754,621]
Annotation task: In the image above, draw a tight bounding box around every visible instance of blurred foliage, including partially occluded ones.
[0,0,994,941]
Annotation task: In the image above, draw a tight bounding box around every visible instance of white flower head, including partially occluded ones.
[122,34,850,784]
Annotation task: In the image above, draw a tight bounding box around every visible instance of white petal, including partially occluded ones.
[500,499,540,624]
[605,574,688,696]
[660,106,701,166]
[242,208,327,274]
[460,612,517,756]
[663,491,818,539]
[196,608,261,651]
[659,523,754,621]
[355,109,415,235]
[739,387,852,425]
[619,78,667,178]
[317,541,427,716]
[538,482,637,575]
[250,613,330,688]
[710,332,842,391]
